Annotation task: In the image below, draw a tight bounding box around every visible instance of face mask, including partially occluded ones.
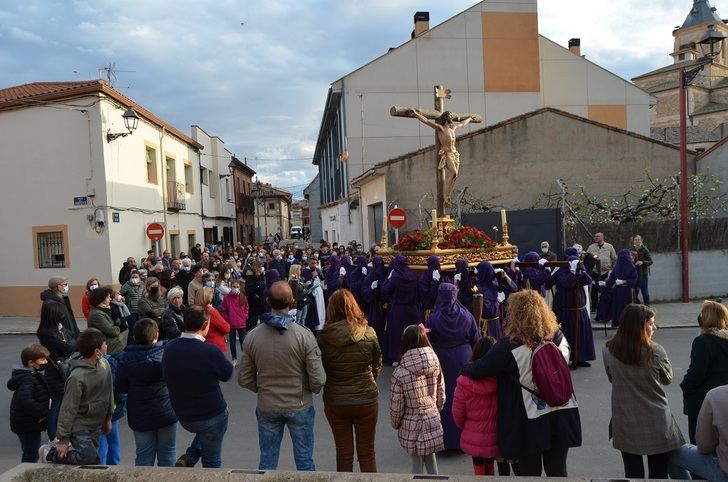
[288,256,294,262]
[130,278,140,285]
[34,363,48,372]
[231,288,240,295]
[236,261,242,267]
[205,281,214,288]
[149,287,159,295]
[541,247,549,254]
[183,266,191,272]
[224,273,231,279]
[89,284,99,291]
[367,262,373,268]
[276,255,283,261]
[61,286,69,295]
[302,256,307,261]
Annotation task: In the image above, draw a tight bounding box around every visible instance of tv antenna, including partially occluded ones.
[99,63,136,86]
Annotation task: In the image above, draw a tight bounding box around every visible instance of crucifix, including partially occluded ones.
[390,85,483,218]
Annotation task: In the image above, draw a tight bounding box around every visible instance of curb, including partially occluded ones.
[590,324,695,331]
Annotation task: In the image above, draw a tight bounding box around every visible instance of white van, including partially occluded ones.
[291,226,303,239]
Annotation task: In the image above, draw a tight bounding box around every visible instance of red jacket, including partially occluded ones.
[452,375,500,458]
[82,291,91,319]
[220,292,249,330]
[204,305,230,353]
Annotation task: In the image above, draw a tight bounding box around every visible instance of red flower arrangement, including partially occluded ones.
[439,226,495,250]
[395,228,434,251]
[394,226,495,251]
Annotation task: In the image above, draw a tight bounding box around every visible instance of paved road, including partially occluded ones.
[0,328,699,477]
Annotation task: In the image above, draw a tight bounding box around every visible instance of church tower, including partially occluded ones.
[672,0,728,65]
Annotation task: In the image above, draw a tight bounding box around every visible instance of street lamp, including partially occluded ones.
[106,107,140,142]
[678,24,726,302]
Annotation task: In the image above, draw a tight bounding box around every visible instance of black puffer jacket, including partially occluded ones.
[7,367,50,433]
[39,291,80,339]
[116,343,177,432]
[159,306,185,340]
[37,326,76,398]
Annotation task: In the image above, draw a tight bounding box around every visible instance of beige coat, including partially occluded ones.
[603,343,685,455]
[390,347,445,456]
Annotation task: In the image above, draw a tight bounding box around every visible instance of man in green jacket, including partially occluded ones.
[40,328,113,464]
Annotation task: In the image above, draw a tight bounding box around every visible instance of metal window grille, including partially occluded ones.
[37,232,65,268]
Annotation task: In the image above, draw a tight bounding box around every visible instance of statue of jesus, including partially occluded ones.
[409,108,473,207]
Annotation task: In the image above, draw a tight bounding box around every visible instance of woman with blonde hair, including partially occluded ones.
[461,289,581,477]
[681,300,728,443]
[194,287,230,353]
[318,289,382,472]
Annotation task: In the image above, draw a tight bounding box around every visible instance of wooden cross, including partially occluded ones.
[390,85,482,217]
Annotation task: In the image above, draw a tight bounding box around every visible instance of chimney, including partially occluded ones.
[412,11,429,39]
[568,38,581,56]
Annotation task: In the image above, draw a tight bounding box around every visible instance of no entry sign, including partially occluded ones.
[146,222,165,241]
[388,207,407,229]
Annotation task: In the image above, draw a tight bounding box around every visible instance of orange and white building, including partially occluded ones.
[313,0,654,245]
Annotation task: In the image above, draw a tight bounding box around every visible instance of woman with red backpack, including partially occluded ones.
[460,289,581,477]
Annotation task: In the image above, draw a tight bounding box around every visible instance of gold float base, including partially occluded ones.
[380,215,513,270]
[379,244,514,271]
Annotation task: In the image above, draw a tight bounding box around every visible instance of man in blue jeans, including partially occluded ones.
[672,385,728,480]
[162,306,233,468]
[239,281,326,471]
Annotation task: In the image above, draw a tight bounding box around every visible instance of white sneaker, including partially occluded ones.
[392,362,399,368]
[232,359,238,367]
[38,442,55,463]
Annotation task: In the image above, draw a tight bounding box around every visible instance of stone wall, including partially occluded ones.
[379,109,691,235]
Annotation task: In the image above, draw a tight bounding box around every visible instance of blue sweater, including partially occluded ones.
[161,337,233,422]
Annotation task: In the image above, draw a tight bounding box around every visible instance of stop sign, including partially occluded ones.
[146,222,165,241]
[388,207,407,229]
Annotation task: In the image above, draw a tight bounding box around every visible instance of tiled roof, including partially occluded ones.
[651,126,721,144]
[692,101,728,115]
[681,0,722,29]
[632,59,702,80]
[697,133,728,159]
[0,80,103,103]
[0,79,202,149]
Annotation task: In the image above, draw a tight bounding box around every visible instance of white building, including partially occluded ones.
[0,80,236,316]
[313,0,654,247]
[191,126,237,247]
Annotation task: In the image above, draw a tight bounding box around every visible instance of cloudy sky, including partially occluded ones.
[0,0,707,197]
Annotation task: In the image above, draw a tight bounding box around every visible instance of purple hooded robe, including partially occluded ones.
[418,255,442,314]
[360,256,388,353]
[323,255,342,301]
[262,268,281,312]
[519,251,549,297]
[547,255,596,363]
[345,255,368,303]
[381,254,421,363]
[454,258,474,313]
[607,249,638,327]
[475,261,517,339]
[425,283,481,450]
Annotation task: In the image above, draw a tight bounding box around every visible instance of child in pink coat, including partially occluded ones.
[219,279,249,366]
[452,336,510,476]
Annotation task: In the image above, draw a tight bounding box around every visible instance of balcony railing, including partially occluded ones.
[167,181,186,211]
[238,193,255,214]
